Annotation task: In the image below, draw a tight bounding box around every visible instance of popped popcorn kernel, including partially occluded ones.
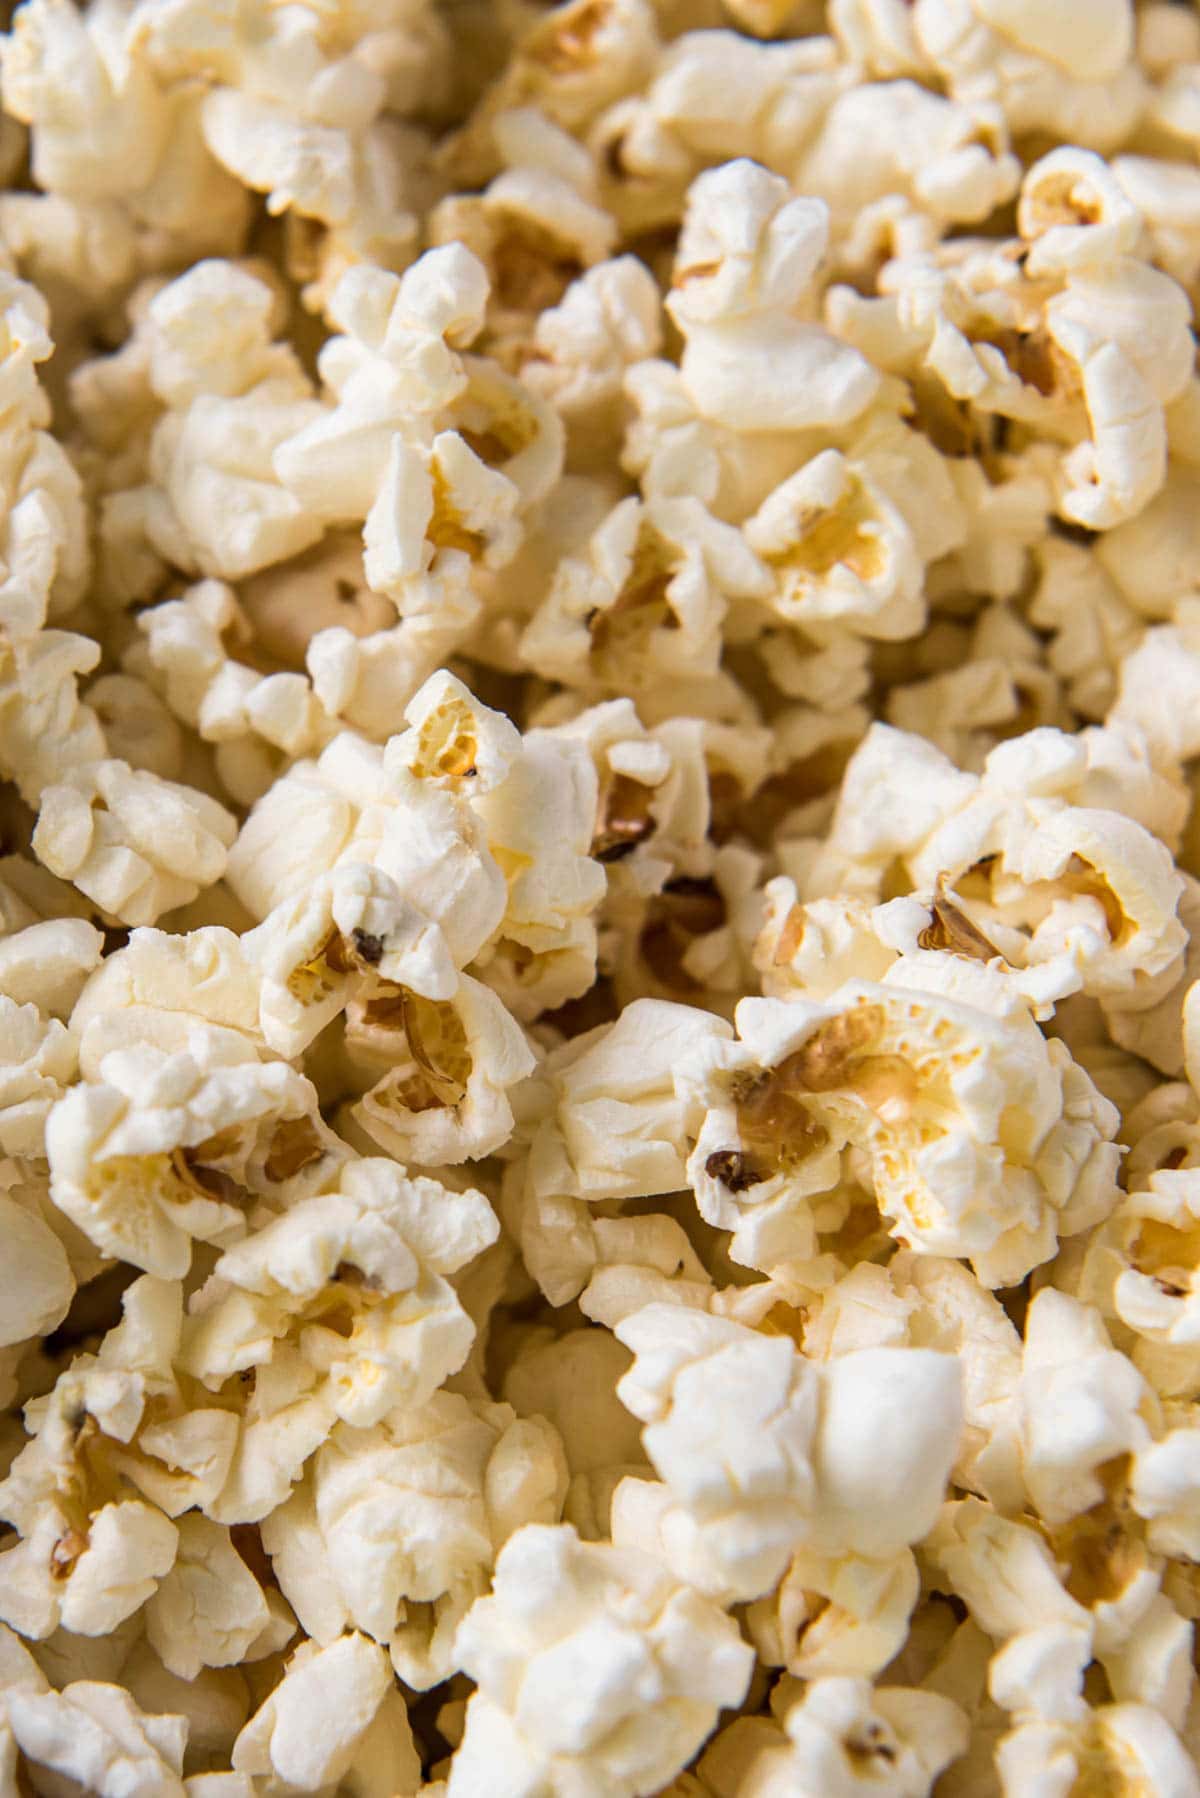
[4,0,1200,1787]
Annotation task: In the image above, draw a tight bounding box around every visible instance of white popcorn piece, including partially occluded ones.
[232,1632,418,1795]
[1018,146,1143,279]
[796,79,1021,233]
[351,973,536,1165]
[449,1522,754,1798]
[526,997,732,1205]
[264,1390,567,1688]
[5,1678,189,1798]
[471,725,607,1019]
[33,758,237,927]
[0,1186,73,1349]
[745,1541,921,1683]
[667,161,880,434]
[226,721,508,964]
[521,490,769,697]
[184,1158,499,1425]
[1009,1289,1153,1527]
[684,977,1119,1285]
[614,1305,961,1600]
[743,1677,970,1798]
[523,255,662,429]
[912,0,1143,151]
[0,992,78,1159]
[70,923,263,1053]
[144,1513,274,1682]
[430,107,618,344]
[46,1027,330,1278]
[246,861,457,1059]
[996,1701,1200,1798]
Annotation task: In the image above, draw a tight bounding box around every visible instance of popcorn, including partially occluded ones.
[0,1183,73,1348]
[4,1676,189,1798]
[144,1513,277,1682]
[449,1522,754,1797]
[46,1026,333,1277]
[667,160,880,434]
[614,1305,961,1599]
[8,0,1200,1787]
[264,1390,567,1687]
[743,1677,970,1798]
[683,974,1120,1283]
[232,1631,420,1795]
[33,758,238,927]
[183,1158,499,1425]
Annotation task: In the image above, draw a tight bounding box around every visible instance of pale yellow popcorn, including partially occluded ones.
[246,861,457,1059]
[667,160,880,435]
[46,1025,333,1278]
[743,1677,969,1798]
[795,79,1020,235]
[182,1158,498,1425]
[912,0,1144,152]
[33,757,237,928]
[0,993,78,1159]
[264,1390,567,1688]
[232,1631,420,1796]
[614,1305,961,1599]
[449,1521,754,1798]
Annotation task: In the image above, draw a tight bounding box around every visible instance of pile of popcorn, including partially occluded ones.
[9,0,1200,1791]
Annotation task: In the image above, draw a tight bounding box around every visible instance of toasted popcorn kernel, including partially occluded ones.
[10,0,1200,1786]
[917,874,1000,962]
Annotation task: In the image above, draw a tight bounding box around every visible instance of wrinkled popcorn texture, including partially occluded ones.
[2,0,1200,1792]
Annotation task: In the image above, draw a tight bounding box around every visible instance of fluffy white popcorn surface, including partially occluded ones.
[6,0,1200,1789]
[264,1390,567,1688]
[450,1522,754,1797]
[614,1304,961,1599]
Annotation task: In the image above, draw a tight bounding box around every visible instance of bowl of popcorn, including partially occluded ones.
[5,0,1200,1791]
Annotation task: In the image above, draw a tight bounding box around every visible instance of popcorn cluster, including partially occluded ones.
[5,0,1200,1791]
